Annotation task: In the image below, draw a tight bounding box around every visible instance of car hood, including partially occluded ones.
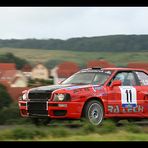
[29,84,91,93]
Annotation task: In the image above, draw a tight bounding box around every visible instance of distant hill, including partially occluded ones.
[1,35,148,51]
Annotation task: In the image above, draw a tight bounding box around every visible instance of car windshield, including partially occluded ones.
[61,71,111,85]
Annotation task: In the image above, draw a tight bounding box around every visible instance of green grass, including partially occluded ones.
[0,48,148,66]
[0,120,148,141]
[38,131,148,141]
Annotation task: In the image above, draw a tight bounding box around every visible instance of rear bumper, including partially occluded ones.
[18,101,84,119]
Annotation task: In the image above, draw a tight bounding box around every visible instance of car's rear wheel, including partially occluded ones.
[83,100,104,126]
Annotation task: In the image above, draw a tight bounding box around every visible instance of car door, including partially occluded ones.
[107,71,145,117]
[134,71,148,117]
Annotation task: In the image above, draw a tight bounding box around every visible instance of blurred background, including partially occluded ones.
[0,7,148,141]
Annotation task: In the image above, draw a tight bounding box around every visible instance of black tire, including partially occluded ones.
[83,100,104,126]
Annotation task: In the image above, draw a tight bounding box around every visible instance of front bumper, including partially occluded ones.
[18,101,84,119]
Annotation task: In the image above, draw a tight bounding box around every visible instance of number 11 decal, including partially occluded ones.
[125,89,132,103]
[119,86,137,107]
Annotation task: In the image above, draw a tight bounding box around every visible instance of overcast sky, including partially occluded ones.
[0,7,148,39]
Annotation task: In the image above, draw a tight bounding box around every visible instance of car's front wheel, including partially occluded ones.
[83,100,104,126]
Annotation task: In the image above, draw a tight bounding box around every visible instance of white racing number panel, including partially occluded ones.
[119,86,137,107]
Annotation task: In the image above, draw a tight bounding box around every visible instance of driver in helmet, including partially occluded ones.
[114,74,125,84]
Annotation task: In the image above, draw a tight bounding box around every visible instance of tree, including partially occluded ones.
[0,52,29,69]
[0,84,12,109]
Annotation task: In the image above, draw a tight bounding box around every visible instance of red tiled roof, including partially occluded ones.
[87,60,116,68]
[0,80,29,101]
[57,62,80,78]
[0,70,4,78]
[0,80,10,89]
[7,87,29,101]
[0,63,16,71]
[0,70,17,81]
[21,64,32,72]
[57,70,77,78]
[127,62,148,71]
[58,62,79,69]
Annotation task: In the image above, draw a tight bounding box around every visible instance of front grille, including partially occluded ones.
[28,101,47,110]
[48,103,58,107]
[28,92,52,100]
[29,110,48,116]
[27,101,48,116]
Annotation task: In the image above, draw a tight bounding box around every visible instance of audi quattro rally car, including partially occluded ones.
[18,67,148,125]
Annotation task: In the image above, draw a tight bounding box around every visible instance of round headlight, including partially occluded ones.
[22,93,27,100]
[58,94,65,101]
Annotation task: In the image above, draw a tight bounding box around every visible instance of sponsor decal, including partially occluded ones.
[73,88,90,93]
[80,69,112,74]
[66,86,83,90]
[98,92,107,96]
[119,86,137,107]
[105,70,112,74]
[93,86,102,91]
[108,105,144,113]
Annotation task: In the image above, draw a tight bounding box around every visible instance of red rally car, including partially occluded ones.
[18,67,148,125]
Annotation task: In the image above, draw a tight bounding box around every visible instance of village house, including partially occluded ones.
[31,63,49,80]
[52,61,80,84]
[21,64,32,79]
[7,87,29,101]
[0,63,29,101]
[0,78,29,101]
[87,59,115,68]
[50,66,59,85]
[127,62,148,71]
[0,63,28,87]
[0,70,28,87]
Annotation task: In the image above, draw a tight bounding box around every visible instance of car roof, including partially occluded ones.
[81,67,147,72]
[103,67,147,71]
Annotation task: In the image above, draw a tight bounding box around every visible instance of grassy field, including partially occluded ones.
[0,120,148,141]
[0,48,148,66]
[39,132,148,141]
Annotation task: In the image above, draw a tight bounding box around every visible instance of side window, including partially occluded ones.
[135,71,148,86]
[125,73,137,86]
[111,72,137,86]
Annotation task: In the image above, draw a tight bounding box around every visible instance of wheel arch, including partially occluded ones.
[81,97,105,117]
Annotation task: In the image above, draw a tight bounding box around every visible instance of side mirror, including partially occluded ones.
[110,80,122,88]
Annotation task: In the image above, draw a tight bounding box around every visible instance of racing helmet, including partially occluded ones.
[115,74,125,82]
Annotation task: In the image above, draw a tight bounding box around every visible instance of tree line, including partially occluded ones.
[0,35,148,51]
